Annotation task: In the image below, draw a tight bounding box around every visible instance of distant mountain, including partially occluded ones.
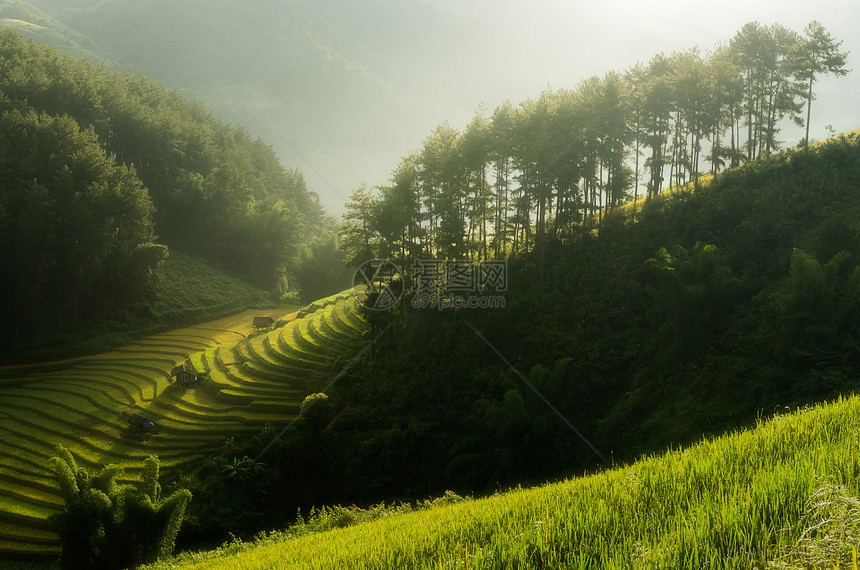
[3,0,503,213]
[0,0,101,58]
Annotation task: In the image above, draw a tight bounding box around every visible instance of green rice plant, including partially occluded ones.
[306,318,355,354]
[141,399,247,428]
[201,367,244,393]
[215,343,244,367]
[30,381,131,410]
[239,362,310,386]
[330,308,368,340]
[0,398,127,445]
[58,363,164,401]
[216,389,255,406]
[244,336,291,373]
[187,350,210,374]
[247,400,299,415]
[133,406,242,435]
[132,336,214,352]
[217,361,304,393]
[319,304,364,345]
[234,338,259,366]
[273,332,327,370]
[0,480,63,508]
[220,357,294,389]
[292,320,340,361]
[302,314,342,350]
[262,335,320,373]
[156,385,242,414]
[277,326,322,361]
[131,395,860,570]
[321,306,357,341]
[333,297,371,335]
[0,539,61,556]
[0,494,60,522]
[0,449,52,479]
[0,291,367,558]
[1,390,102,419]
[48,372,149,404]
[114,346,194,362]
[0,469,56,498]
[297,291,346,316]
[0,519,57,541]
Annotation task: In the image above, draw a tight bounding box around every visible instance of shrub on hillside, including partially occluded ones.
[49,447,191,570]
[300,392,333,432]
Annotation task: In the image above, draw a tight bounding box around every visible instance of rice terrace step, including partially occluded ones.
[0,289,370,560]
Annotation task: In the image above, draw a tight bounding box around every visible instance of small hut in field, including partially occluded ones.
[252,316,275,331]
[170,363,198,387]
[128,413,155,432]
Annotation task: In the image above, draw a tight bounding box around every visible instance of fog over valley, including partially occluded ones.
[4,0,857,213]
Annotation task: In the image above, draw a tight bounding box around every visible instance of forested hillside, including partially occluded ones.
[325,18,857,502]
[0,29,339,352]
[170,133,860,549]
[0,0,514,214]
[340,21,849,266]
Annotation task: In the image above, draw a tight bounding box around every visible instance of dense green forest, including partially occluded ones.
[162,22,859,549]
[0,28,349,352]
[340,21,848,267]
[173,129,860,550]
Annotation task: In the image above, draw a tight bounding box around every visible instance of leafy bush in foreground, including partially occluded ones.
[49,447,191,570]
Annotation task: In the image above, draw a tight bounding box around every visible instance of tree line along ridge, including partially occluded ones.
[339,20,849,271]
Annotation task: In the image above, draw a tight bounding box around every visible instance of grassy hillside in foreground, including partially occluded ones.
[141,393,860,570]
[0,288,369,559]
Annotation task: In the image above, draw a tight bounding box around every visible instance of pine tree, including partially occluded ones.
[795,21,850,146]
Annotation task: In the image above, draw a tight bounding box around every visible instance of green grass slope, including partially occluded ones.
[147,393,860,569]
[0,0,103,60]
[0,288,369,560]
[145,251,276,325]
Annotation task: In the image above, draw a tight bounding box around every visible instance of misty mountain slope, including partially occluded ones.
[10,0,505,212]
[0,0,100,58]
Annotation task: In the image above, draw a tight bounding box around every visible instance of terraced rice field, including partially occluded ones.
[0,289,370,560]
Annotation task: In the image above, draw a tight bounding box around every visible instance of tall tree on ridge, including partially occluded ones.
[595,71,632,216]
[419,122,462,257]
[625,63,648,216]
[490,101,516,258]
[513,91,556,271]
[761,24,803,156]
[375,154,423,266]
[706,43,744,173]
[795,20,850,146]
[546,88,585,241]
[461,108,494,260]
[641,53,674,199]
[338,183,379,267]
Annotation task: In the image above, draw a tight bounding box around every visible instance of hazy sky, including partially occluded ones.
[427,0,858,134]
[265,0,859,213]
